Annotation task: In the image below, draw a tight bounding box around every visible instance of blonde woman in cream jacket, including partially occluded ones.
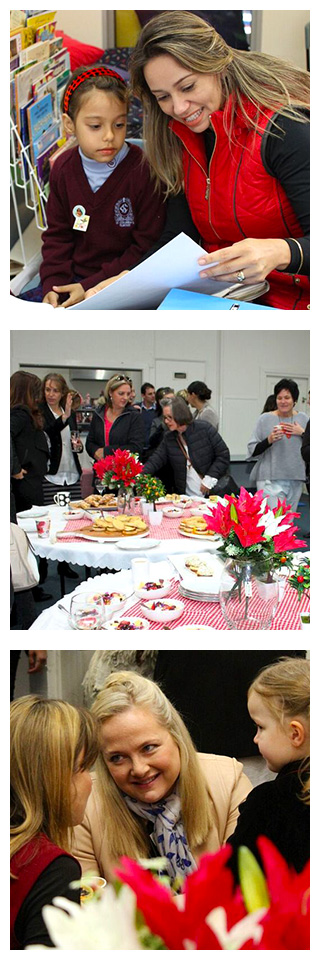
[72,672,252,881]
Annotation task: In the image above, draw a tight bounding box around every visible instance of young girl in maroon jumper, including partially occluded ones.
[40,65,165,307]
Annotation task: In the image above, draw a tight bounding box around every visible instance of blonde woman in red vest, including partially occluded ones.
[129,10,309,310]
[10,696,98,949]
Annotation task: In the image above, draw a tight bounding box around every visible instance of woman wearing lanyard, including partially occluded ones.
[143,396,230,496]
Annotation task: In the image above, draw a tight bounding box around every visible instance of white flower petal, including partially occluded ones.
[42,886,141,950]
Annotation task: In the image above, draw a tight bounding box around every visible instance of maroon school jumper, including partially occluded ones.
[40,143,165,296]
[11,834,79,949]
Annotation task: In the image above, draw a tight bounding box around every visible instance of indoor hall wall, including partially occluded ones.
[10,329,309,457]
[219,329,310,455]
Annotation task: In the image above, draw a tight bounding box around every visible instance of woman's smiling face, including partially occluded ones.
[144,53,223,131]
[100,706,181,802]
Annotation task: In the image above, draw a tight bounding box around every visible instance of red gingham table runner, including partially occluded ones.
[58,513,309,629]
[120,580,309,630]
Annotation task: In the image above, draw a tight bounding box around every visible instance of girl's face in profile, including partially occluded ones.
[144,53,223,132]
[101,706,181,802]
[248,691,296,773]
[65,89,127,163]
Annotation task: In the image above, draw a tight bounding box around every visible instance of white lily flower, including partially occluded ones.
[37,886,141,950]
[206,905,267,949]
[258,510,291,538]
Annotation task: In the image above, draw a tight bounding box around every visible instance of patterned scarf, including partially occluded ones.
[123,788,197,879]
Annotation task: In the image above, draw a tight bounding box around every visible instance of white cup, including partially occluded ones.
[142,501,153,515]
[149,510,163,526]
[131,556,150,588]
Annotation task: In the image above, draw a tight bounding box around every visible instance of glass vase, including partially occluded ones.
[117,487,134,514]
[219,558,280,630]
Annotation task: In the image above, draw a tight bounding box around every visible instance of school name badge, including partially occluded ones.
[72,204,90,232]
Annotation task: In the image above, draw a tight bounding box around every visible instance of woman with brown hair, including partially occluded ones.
[40,372,83,505]
[10,372,49,512]
[10,695,98,948]
[130,10,310,310]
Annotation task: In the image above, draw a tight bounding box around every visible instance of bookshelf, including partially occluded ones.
[10,10,71,275]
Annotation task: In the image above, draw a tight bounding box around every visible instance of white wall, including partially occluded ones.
[10,329,309,457]
[260,10,309,68]
[56,9,105,48]
[55,10,309,68]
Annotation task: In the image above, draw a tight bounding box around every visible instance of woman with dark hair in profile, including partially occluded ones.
[187,381,219,429]
[262,394,277,413]
[248,377,309,511]
[10,372,49,512]
[147,387,175,492]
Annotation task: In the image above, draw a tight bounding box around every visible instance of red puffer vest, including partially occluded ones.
[10,834,78,949]
[169,97,309,309]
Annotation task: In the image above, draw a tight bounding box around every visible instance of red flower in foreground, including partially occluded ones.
[273,526,307,553]
[116,840,310,950]
[256,837,310,949]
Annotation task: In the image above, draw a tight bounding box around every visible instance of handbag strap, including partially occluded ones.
[176,433,203,479]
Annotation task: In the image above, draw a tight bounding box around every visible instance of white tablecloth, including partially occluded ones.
[18,505,217,570]
[29,562,175,630]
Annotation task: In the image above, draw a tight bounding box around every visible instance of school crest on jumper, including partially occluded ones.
[114,197,134,227]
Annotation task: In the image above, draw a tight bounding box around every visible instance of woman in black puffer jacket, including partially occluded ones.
[143,396,230,495]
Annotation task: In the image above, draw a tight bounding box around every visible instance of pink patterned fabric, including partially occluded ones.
[123,580,310,631]
[60,509,216,542]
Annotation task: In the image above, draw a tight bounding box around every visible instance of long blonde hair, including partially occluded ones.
[248,658,310,804]
[91,671,214,862]
[10,696,98,862]
[130,10,310,194]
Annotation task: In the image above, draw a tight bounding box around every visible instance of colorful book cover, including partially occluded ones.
[48,36,63,57]
[10,34,22,58]
[32,120,61,163]
[15,60,45,128]
[32,77,58,119]
[27,92,54,163]
[35,20,56,42]
[26,12,57,32]
[36,136,66,187]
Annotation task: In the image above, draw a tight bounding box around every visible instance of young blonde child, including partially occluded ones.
[40,65,165,307]
[227,657,310,875]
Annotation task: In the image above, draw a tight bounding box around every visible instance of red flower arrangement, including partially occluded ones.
[204,487,307,569]
[93,449,143,490]
[116,838,310,950]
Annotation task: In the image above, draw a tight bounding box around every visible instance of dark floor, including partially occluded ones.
[12,495,310,626]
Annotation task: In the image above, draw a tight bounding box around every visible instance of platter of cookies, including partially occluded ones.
[73,515,149,541]
[70,494,118,511]
[178,515,220,539]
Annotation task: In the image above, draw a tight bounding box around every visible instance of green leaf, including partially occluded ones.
[230,504,238,523]
[238,846,270,913]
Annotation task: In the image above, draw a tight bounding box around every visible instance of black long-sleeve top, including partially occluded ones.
[140,114,310,275]
[227,761,310,881]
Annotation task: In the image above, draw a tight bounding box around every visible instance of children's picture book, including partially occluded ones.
[36,136,67,188]
[15,60,45,129]
[26,11,57,34]
[20,39,51,66]
[32,120,61,164]
[35,20,57,42]
[32,76,58,118]
[27,92,54,164]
